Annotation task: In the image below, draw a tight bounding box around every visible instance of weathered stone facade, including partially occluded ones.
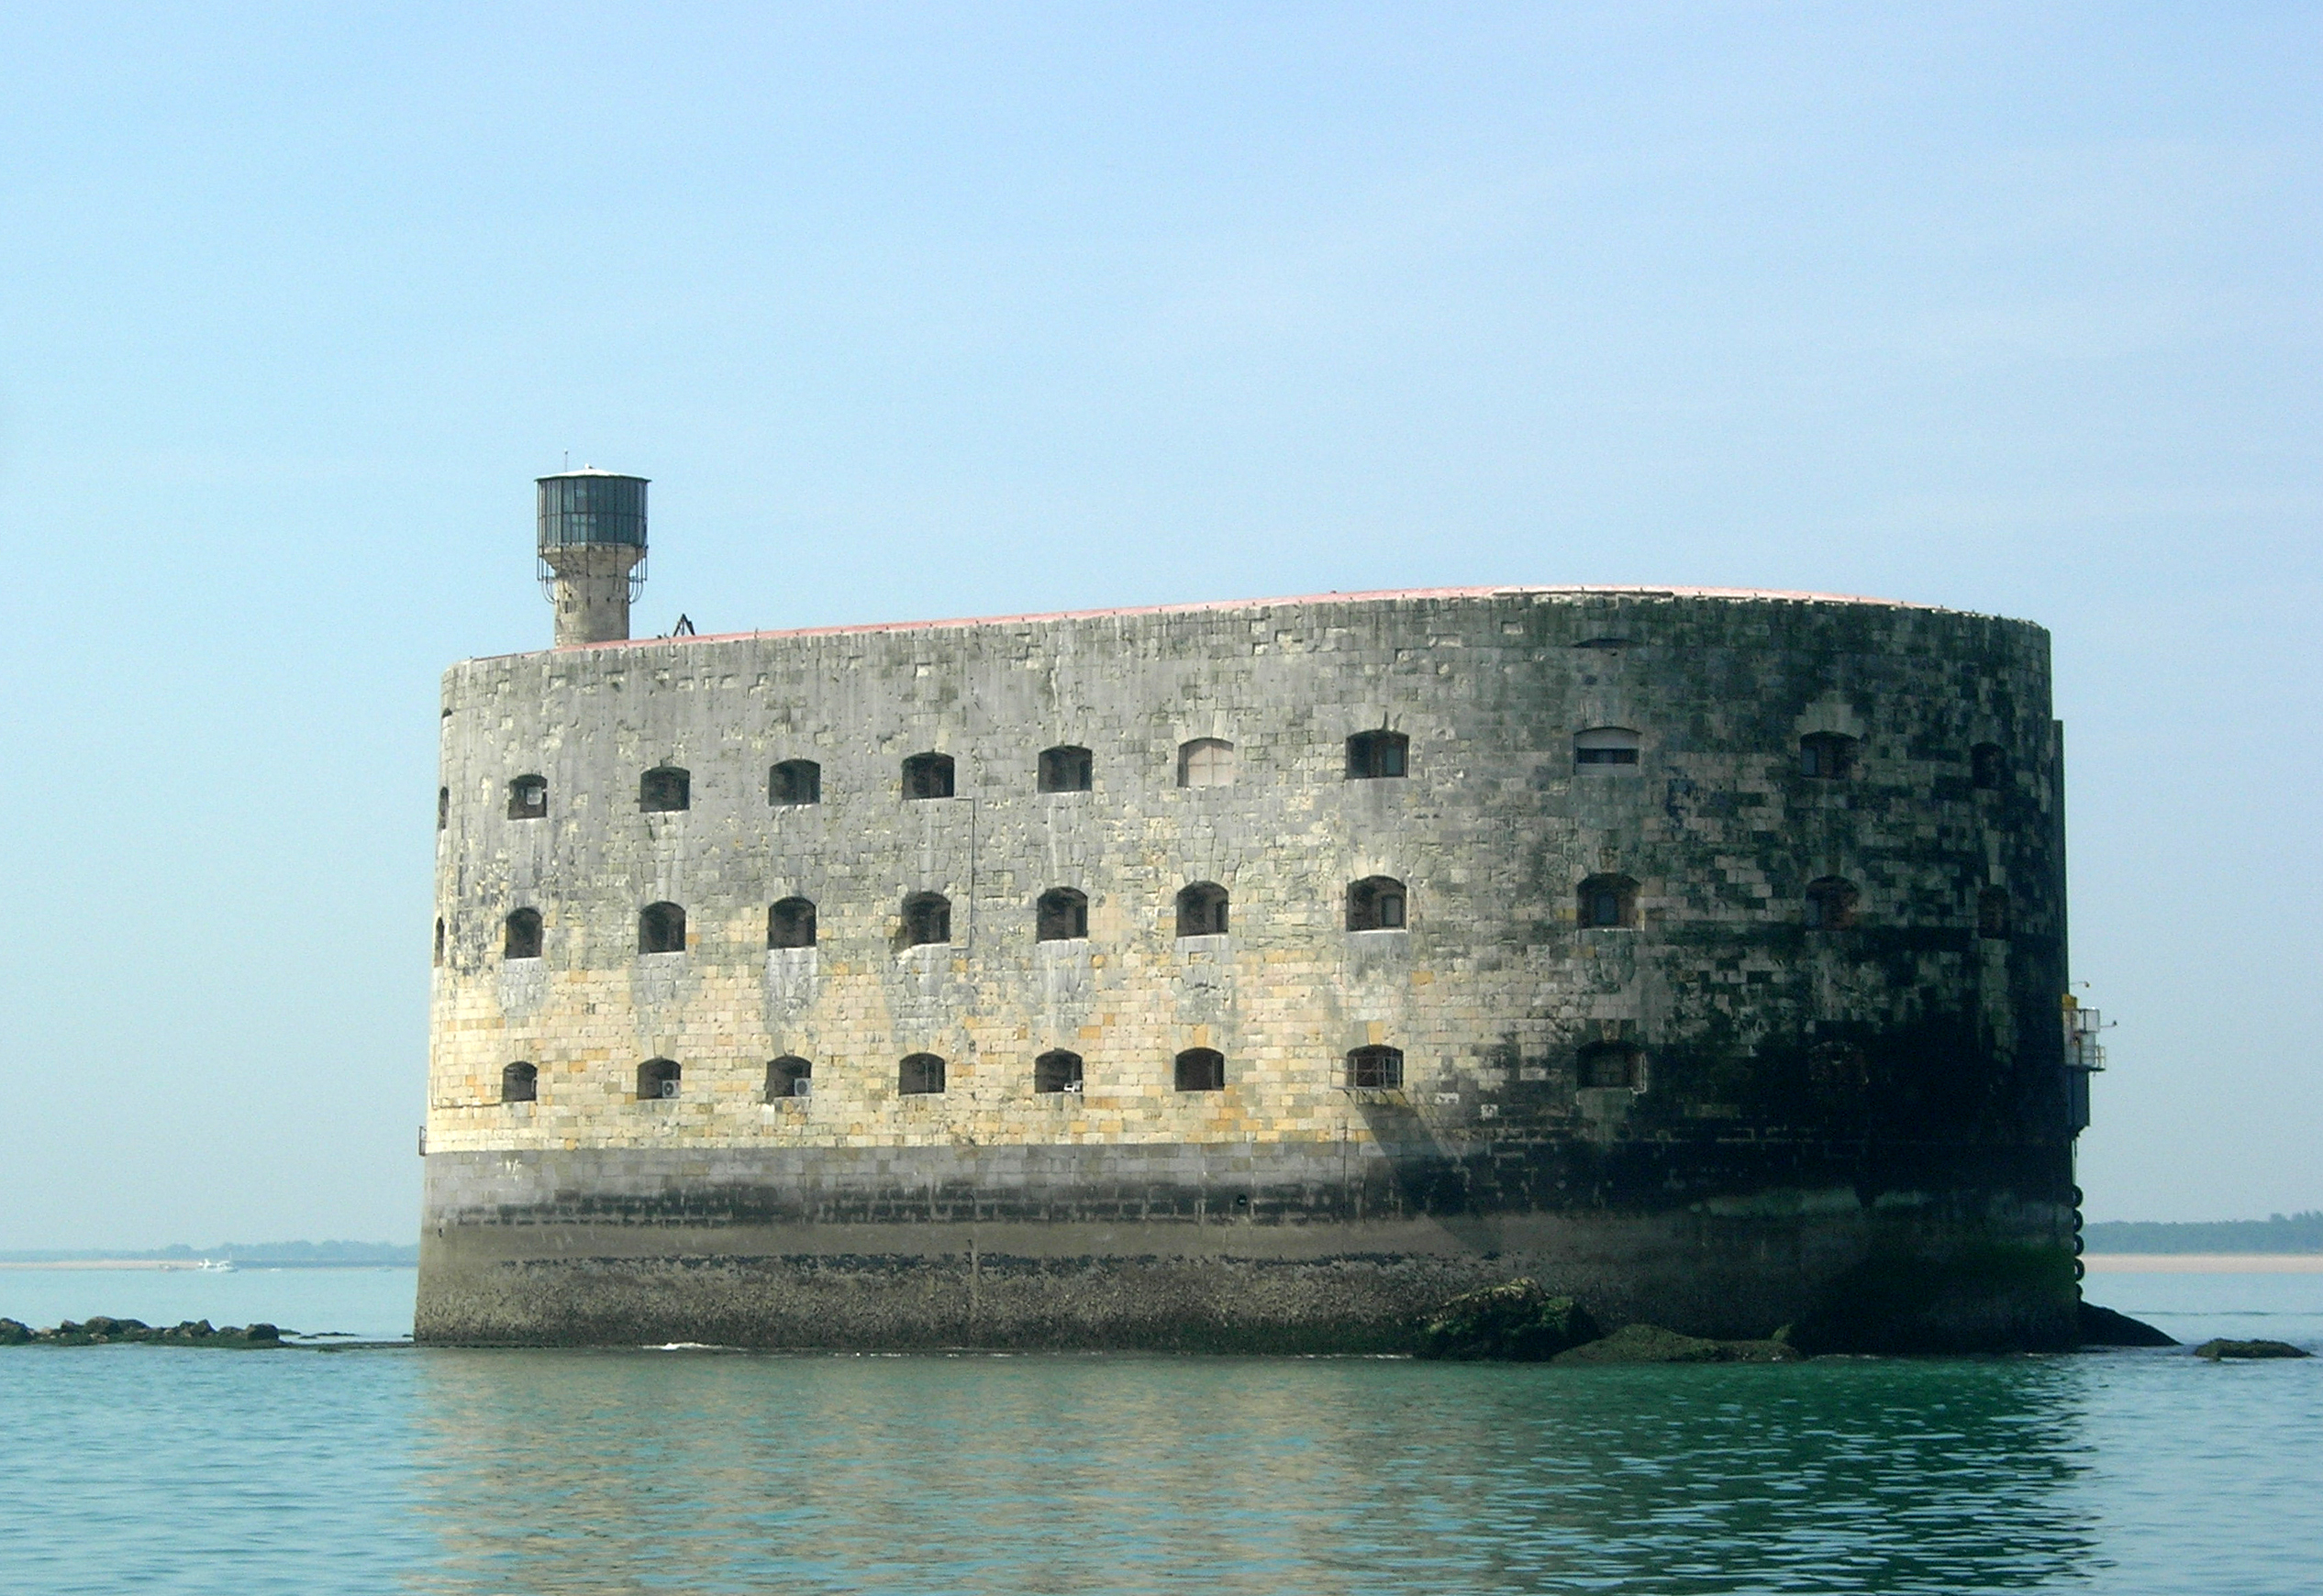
[418,586,2078,1351]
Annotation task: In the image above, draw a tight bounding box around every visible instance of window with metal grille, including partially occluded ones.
[768,898,817,949]
[639,902,686,954]
[640,766,691,812]
[507,775,547,819]
[1176,881,1229,937]
[1174,1048,1226,1092]
[502,1061,538,1103]
[899,1053,946,1095]
[1972,744,2006,791]
[1799,733,1856,780]
[1347,877,1406,931]
[1344,1046,1404,1090]
[766,1057,812,1100]
[1037,887,1088,942]
[1978,886,2011,939]
[1039,746,1093,792]
[902,753,954,800]
[1577,873,1638,928]
[437,787,450,830]
[1573,727,1640,768]
[1804,877,1859,930]
[1578,1041,1642,1089]
[770,759,821,805]
[1178,738,1235,788]
[504,908,542,959]
[902,892,950,947]
[1035,1049,1084,1093]
[1346,729,1408,779]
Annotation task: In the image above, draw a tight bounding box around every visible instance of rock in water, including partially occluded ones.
[2192,1338,2310,1360]
[2078,1302,2177,1347]
[1551,1323,1805,1365]
[1417,1280,1601,1360]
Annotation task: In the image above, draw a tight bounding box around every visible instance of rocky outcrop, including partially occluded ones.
[2192,1338,2309,1360]
[2077,1302,2177,1347]
[1551,1323,1803,1365]
[1416,1280,1601,1360]
[0,1316,286,1348]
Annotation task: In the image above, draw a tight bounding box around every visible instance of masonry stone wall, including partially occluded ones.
[418,586,2075,1350]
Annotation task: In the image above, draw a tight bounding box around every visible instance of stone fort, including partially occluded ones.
[417,470,2095,1351]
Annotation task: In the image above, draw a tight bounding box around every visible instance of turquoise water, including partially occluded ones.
[1,1269,2317,1594]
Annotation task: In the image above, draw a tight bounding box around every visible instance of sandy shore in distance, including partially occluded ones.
[2083,1253,2323,1273]
[0,1260,222,1271]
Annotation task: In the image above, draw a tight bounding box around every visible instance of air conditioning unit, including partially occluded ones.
[793,1080,812,1098]
[659,1080,680,1099]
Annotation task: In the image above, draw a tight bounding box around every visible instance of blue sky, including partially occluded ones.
[0,3,2315,1242]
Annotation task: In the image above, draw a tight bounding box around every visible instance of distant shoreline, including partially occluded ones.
[2083,1253,2323,1273]
[0,1259,417,1271]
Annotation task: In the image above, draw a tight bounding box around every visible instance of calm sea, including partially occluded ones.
[1,1268,2317,1595]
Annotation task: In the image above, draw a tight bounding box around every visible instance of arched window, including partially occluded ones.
[437,787,450,831]
[640,766,691,812]
[433,916,445,967]
[1573,727,1640,769]
[902,892,951,947]
[1346,729,1408,779]
[507,775,548,819]
[1039,746,1093,792]
[1804,877,1859,930]
[1345,1046,1404,1090]
[770,759,821,805]
[1176,881,1229,937]
[1799,733,1856,780]
[899,1053,946,1095]
[768,897,817,949]
[501,1062,538,1103]
[1972,743,2006,791]
[1035,1049,1084,1094]
[902,753,954,800]
[1037,887,1088,942]
[1347,877,1407,931]
[639,902,686,954]
[1978,887,2011,940]
[766,1057,812,1100]
[1578,1041,1643,1090]
[1577,873,1638,929]
[504,908,543,960]
[1177,738,1235,789]
[638,1058,681,1101]
[1174,1048,1226,1092]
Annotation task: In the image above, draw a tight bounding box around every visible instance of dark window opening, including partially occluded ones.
[1035,1049,1084,1094]
[1972,743,2006,791]
[1037,887,1088,942]
[1039,746,1093,793]
[1347,876,1407,931]
[1978,886,2011,940]
[766,1056,812,1100]
[638,1058,681,1101]
[1799,733,1857,780]
[1573,637,1628,651]
[770,759,822,805]
[1176,881,1229,937]
[899,1053,946,1095]
[502,1062,538,1103]
[902,892,951,947]
[768,897,817,949]
[1178,737,1234,788]
[1174,1047,1226,1092]
[1345,1046,1404,1090]
[640,766,691,812]
[1807,1041,1868,1091]
[639,901,687,954]
[504,908,543,960]
[1574,726,1641,767]
[1804,877,1860,931]
[1577,873,1638,929]
[507,775,548,819]
[437,787,450,831]
[1346,729,1409,780]
[433,916,445,967]
[1578,1041,1643,1090]
[902,752,954,800]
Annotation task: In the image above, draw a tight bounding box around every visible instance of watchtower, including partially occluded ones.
[537,469,648,646]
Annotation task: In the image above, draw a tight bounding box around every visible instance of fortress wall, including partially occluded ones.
[420,588,2074,1349]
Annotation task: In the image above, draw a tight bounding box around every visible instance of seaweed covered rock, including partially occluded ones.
[2192,1338,2310,1360]
[11,1318,291,1348]
[0,1318,31,1346]
[2079,1302,2177,1347]
[1551,1323,1804,1365]
[1417,1280,1601,1361]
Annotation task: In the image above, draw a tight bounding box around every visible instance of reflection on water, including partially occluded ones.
[405,1354,2103,1595]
